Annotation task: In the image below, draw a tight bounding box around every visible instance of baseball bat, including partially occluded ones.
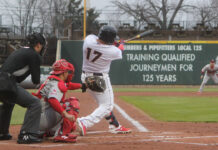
[124,29,154,42]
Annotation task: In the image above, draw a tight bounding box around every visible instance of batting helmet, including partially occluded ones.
[50,59,75,75]
[98,25,117,44]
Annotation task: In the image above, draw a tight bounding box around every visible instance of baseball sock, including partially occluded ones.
[105,112,119,127]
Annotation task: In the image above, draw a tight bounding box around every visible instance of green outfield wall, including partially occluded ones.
[59,40,218,85]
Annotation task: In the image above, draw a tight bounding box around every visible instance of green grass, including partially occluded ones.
[71,87,218,92]
[3,87,218,125]
[121,96,218,122]
[113,87,218,92]
[0,104,26,125]
[11,105,26,125]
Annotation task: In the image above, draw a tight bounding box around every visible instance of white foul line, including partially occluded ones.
[114,104,149,132]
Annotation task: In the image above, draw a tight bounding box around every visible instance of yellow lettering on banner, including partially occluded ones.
[127,40,218,44]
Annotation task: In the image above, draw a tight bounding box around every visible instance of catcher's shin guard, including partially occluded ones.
[55,97,79,138]
[62,115,76,135]
[55,109,77,137]
[61,97,80,135]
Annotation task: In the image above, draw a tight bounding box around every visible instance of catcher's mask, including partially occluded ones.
[66,62,75,82]
[98,25,117,45]
[50,59,75,82]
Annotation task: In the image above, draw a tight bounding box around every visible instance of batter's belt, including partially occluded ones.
[82,71,103,76]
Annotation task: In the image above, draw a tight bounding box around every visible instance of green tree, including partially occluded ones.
[67,0,99,31]
[87,8,100,31]
[67,0,83,30]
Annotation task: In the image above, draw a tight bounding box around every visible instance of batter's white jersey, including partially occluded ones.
[82,34,122,73]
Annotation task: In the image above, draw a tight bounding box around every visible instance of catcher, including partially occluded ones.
[33,59,86,143]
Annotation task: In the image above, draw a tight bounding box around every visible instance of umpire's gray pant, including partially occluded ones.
[0,85,41,135]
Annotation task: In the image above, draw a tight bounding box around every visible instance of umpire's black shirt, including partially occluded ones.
[1,47,41,84]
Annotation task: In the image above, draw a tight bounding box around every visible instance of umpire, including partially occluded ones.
[0,33,46,144]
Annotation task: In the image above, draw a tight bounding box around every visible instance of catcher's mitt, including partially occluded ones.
[85,76,106,92]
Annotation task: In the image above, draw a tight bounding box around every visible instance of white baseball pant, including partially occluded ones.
[79,73,114,128]
[199,73,218,92]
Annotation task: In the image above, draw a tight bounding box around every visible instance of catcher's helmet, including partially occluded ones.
[50,59,75,76]
[98,25,117,44]
[26,32,46,55]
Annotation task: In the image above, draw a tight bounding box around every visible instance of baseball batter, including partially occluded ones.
[77,25,131,135]
[198,59,218,93]
[33,59,86,143]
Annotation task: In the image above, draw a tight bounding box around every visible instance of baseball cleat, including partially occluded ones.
[17,133,42,144]
[67,133,77,139]
[109,125,132,134]
[0,133,12,140]
[197,91,202,95]
[76,119,86,136]
[53,135,77,143]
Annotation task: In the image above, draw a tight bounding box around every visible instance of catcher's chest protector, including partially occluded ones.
[38,75,68,103]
